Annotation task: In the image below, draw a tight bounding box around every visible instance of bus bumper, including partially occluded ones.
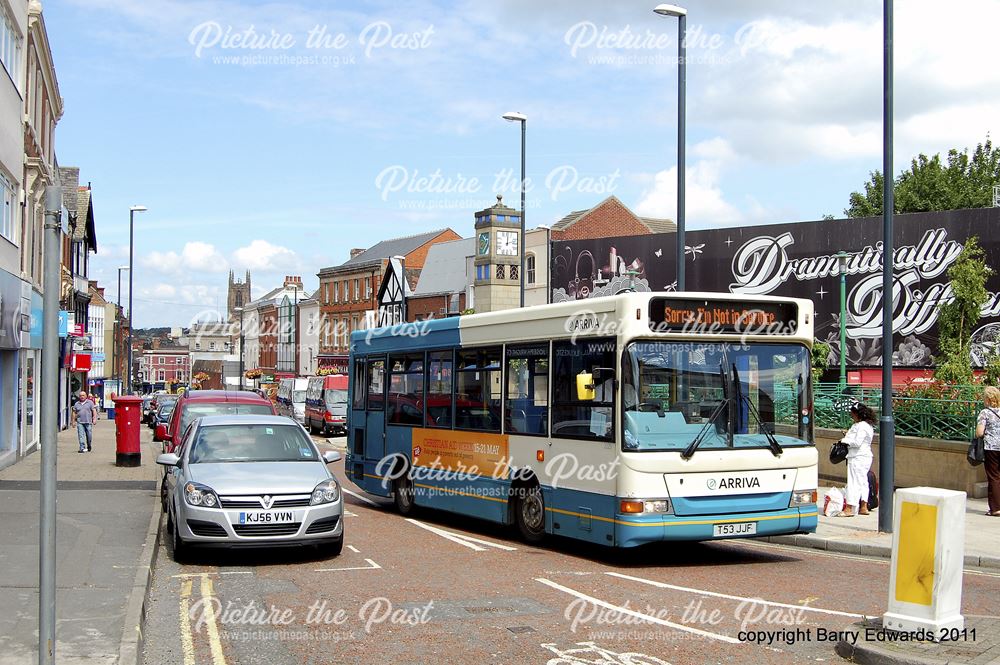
[614,505,818,548]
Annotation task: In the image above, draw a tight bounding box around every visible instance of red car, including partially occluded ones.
[157,390,277,453]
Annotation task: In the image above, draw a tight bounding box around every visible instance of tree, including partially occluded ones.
[934,236,992,384]
[846,138,1000,217]
[811,340,831,383]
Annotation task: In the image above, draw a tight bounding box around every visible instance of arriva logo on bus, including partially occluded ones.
[708,477,761,491]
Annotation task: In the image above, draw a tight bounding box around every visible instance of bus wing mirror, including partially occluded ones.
[576,372,595,401]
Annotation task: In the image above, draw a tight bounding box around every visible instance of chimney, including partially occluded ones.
[283,275,303,290]
[350,248,365,259]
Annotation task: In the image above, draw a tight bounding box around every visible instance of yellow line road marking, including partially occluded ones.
[199,574,228,665]
[178,579,195,665]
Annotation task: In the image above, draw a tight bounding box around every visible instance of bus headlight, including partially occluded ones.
[620,499,672,514]
[791,490,817,506]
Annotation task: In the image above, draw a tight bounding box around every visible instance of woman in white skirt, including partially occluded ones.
[839,401,876,517]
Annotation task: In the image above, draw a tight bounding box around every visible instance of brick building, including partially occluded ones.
[549,195,674,241]
[316,228,460,372]
[258,303,278,377]
[139,348,190,387]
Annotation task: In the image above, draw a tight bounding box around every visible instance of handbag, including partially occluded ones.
[829,441,849,464]
[967,436,985,467]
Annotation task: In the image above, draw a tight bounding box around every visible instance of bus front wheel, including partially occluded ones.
[515,485,545,543]
[393,475,415,515]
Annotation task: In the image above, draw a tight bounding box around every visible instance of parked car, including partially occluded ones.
[148,394,179,429]
[151,402,176,442]
[157,390,277,454]
[304,375,349,436]
[276,378,309,425]
[157,414,343,561]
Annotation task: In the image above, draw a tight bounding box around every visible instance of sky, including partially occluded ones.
[44,0,1000,328]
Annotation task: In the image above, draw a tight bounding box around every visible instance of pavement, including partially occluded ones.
[2,421,997,665]
[0,416,161,665]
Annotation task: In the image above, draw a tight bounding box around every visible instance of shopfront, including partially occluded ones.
[0,269,23,468]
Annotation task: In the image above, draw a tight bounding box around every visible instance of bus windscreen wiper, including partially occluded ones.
[681,362,729,460]
[731,364,783,457]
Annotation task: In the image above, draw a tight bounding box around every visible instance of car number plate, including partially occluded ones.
[236,511,294,524]
[713,522,756,537]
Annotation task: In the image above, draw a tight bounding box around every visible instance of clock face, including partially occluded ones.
[478,232,490,256]
[496,231,518,256]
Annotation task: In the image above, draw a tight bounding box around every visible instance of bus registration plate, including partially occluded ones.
[713,522,756,537]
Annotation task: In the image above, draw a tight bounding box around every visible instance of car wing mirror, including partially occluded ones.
[322,450,342,464]
[156,453,180,467]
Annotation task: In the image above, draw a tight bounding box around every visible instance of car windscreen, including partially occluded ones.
[292,390,307,403]
[187,424,318,464]
[179,403,273,435]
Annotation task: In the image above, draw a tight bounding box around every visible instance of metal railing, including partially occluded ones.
[812,383,981,441]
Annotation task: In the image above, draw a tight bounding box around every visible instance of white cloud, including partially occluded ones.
[143,241,229,275]
[232,240,299,271]
[635,137,749,228]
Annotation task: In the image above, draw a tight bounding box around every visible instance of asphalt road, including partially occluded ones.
[142,435,1000,665]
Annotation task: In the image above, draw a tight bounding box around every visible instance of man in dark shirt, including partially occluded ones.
[71,391,97,452]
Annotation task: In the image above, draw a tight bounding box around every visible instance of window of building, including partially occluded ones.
[157,370,165,382]
[194,342,201,350]
[455,347,502,432]
[354,278,360,300]
[551,338,616,441]
[427,350,453,428]
[0,172,15,243]
[526,254,536,285]
[388,354,424,426]
[505,344,549,436]
[365,278,372,299]
[0,9,22,89]
[496,264,505,279]
[177,357,183,364]
[333,281,339,303]
[208,341,215,350]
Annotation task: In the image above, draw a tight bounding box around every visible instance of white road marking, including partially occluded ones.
[342,488,378,506]
[535,578,740,644]
[346,545,360,553]
[315,558,382,573]
[404,518,517,551]
[171,571,253,578]
[606,572,864,618]
[344,510,358,517]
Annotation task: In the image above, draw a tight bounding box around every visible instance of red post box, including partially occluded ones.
[113,396,144,467]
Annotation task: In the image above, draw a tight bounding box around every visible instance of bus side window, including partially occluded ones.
[388,353,424,426]
[427,350,453,428]
[551,338,616,441]
[352,358,366,410]
[505,344,549,436]
[366,358,385,411]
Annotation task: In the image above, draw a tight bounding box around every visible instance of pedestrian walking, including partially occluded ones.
[838,401,876,517]
[975,386,1000,516]
[72,390,97,453]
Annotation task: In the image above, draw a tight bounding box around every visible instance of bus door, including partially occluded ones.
[364,356,387,463]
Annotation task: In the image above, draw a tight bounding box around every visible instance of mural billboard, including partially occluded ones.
[550,207,1000,368]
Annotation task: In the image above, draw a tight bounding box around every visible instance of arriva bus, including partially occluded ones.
[346,292,818,548]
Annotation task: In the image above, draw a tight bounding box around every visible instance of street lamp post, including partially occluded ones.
[235,307,245,389]
[654,4,687,291]
[116,266,128,385]
[126,206,147,394]
[879,0,895,534]
[837,252,849,389]
[502,111,527,307]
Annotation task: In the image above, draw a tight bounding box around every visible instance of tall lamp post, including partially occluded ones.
[234,307,245,389]
[837,252,849,389]
[653,4,687,291]
[501,111,527,307]
[116,265,128,386]
[879,0,895,534]
[126,205,147,394]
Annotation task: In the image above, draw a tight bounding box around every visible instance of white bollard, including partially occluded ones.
[883,487,965,640]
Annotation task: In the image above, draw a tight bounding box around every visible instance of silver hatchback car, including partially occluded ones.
[157,414,344,561]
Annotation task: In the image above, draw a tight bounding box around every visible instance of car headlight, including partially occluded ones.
[791,489,818,506]
[184,482,220,508]
[310,479,340,505]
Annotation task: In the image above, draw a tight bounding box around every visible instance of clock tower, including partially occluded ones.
[472,195,522,313]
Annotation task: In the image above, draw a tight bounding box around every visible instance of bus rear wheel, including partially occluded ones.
[515,484,545,543]
[393,475,415,515]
